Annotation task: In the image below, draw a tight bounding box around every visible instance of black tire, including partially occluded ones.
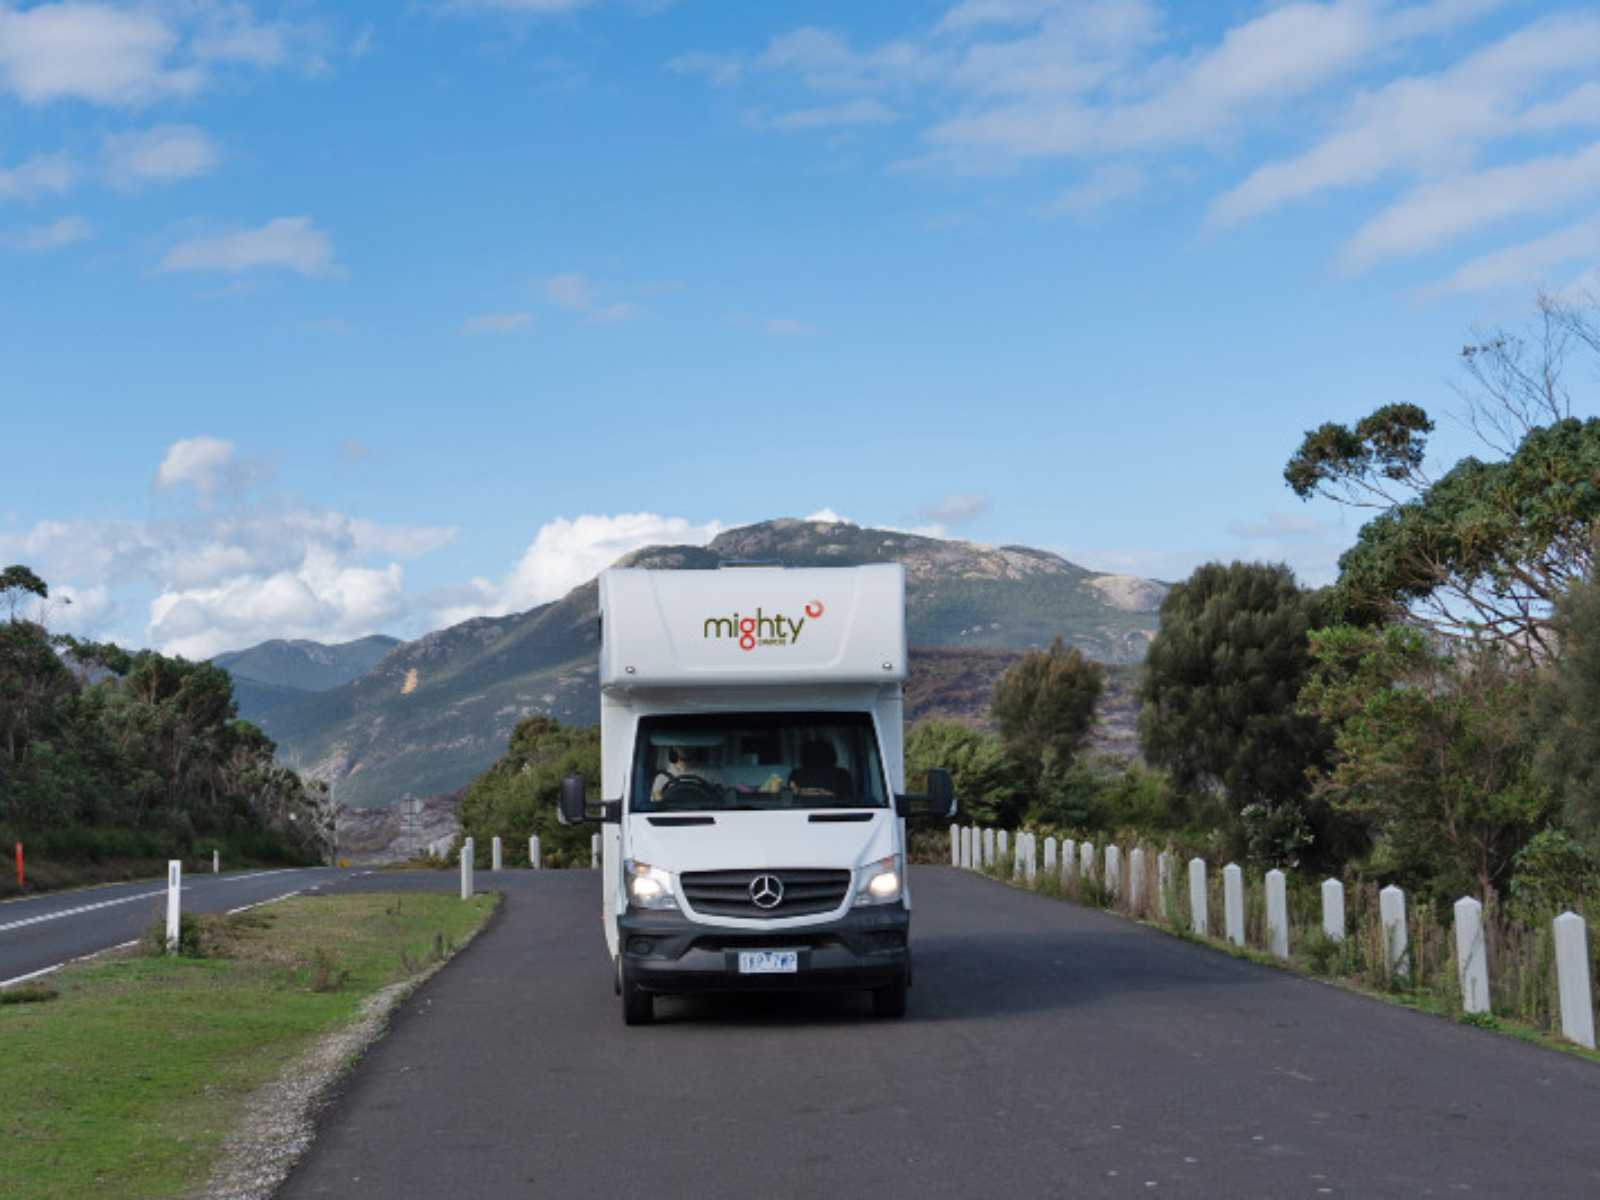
[613,956,622,996]
[621,961,654,1026]
[871,973,908,1019]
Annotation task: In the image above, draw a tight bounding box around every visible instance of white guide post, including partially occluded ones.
[212,849,219,875]
[1129,848,1146,916]
[1223,863,1245,947]
[950,824,960,866]
[530,834,541,869]
[591,832,600,870]
[994,829,1006,868]
[968,826,978,868]
[1043,837,1057,874]
[1081,841,1095,883]
[1321,878,1345,942]
[1157,851,1171,919]
[1454,897,1489,1016]
[1379,885,1409,979]
[960,827,971,869]
[1024,833,1037,883]
[1188,858,1208,936]
[1265,869,1289,959]
[1061,839,1076,884]
[1554,912,1596,1049]
[1012,832,1024,880]
[165,859,182,955]
[460,837,475,900]
[1105,845,1121,902]
[491,836,503,872]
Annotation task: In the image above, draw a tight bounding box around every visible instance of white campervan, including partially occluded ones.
[558,562,954,1024]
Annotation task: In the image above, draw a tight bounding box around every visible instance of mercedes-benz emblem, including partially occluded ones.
[749,874,784,910]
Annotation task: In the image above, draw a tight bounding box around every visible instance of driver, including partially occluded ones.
[650,745,719,801]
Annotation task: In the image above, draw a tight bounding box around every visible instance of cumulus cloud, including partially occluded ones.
[0,1,201,105]
[764,98,898,131]
[3,215,91,252]
[542,273,640,322]
[160,216,337,277]
[155,436,240,496]
[804,508,854,524]
[432,513,724,625]
[103,125,220,188]
[0,151,77,200]
[920,491,991,526]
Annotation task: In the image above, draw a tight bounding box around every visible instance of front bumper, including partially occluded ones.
[618,903,910,994]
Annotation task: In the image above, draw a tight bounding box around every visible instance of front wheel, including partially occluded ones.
[871,973,908,1019]
[621,961,654,1026]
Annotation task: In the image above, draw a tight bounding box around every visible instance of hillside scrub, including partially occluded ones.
[455,715,600,866]
[0,569,325,891]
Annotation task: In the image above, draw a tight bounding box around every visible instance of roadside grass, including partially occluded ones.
[0,891,496,1200]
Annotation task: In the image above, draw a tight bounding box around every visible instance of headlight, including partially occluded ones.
[625,859,677,910]
[854,855,902,907]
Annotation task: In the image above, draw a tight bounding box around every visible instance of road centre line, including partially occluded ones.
[0,869,314,935]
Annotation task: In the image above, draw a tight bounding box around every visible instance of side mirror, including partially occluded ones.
[557,775,588,826]
[895,767,957,819]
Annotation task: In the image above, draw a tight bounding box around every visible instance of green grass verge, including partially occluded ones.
[0,891,497,1200]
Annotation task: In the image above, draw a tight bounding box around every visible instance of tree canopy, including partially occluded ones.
[1138,561,1339,865]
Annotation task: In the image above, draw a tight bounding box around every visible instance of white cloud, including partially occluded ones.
[1053,163,1144,215]
[160,216,337,277]
[433,513,724,625]
[148,552,407,659]
[103,125,220,188]
[0,1,202,105]
[1210,13,1600,228]
[1421,212,1600,295]
[920,492,991,525]
[0,151,77,200]
[542,272,640,322]
[155,436,238,496]
[462,311,533,334]
[804,508,853,524]
[190,6,289,67]
[2,437,461,654]
[446,0,594,13]
[3,214,90,251]
[1342,141,1600,269]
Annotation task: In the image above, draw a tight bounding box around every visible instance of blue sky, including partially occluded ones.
[4,0,1598,656]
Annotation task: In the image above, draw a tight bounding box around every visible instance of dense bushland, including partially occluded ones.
[0,567,323,884]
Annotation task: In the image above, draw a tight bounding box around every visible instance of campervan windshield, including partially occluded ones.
[632,711,887,813]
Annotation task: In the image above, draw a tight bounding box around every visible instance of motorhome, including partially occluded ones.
[559,562,954,1024]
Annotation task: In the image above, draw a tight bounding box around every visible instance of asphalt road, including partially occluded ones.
[273,866,1600,1199]
[0,866,353,984]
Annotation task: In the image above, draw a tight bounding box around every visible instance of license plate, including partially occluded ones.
[738,950,798,975]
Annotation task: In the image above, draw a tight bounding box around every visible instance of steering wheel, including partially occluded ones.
[660,774,721,802]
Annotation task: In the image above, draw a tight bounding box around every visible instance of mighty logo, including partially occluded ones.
[705,600,825,651]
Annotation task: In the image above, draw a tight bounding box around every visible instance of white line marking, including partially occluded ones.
[0,870,322,933]
[0,938,140,990]
[226,891,303,916]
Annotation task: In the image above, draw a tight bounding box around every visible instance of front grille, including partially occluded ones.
[680,868,851,917]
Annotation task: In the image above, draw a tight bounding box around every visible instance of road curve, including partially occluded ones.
[0,867,352,985]
[269,866,1600,1198]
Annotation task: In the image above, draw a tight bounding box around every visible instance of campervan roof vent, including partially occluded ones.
[718,559,783,568]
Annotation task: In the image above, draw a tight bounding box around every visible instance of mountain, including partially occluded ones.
[257,519,1166,809]
[213,635,401,728]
